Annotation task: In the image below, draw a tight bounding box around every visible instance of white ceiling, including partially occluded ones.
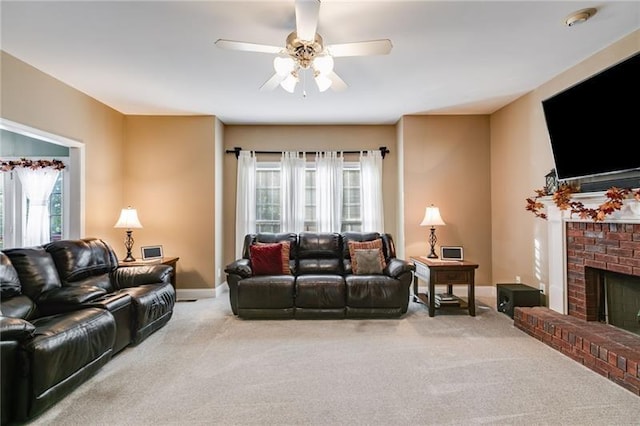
[1,1,638,125]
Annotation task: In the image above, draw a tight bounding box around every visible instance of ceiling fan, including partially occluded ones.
[215,0,392,94]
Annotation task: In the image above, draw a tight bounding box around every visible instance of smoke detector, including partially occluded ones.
[565,8,597,27]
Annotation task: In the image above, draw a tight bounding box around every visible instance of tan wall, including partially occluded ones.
[490,30,639,296]
[222,125,398,267]
[401,115,492,287]
[124,116,217,289]
[0,51,125,245]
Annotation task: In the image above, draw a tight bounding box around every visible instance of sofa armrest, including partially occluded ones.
[385,258,416,279]
[0,316,35,341]
[224,259,252,279]
[36,286,107,315]
[112,265,172,289]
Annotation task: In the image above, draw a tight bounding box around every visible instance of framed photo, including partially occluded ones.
[440,246,463,261]
[141,245,164,260]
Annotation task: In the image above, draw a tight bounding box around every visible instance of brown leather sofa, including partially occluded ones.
[225,232,415,319]
[0,237,175,425]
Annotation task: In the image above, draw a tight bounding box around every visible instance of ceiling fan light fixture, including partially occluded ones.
[280,72,298,93]
[314,73,332,92]
[274,56,295,76]
[313,55,334,75]
[564,8,597,27]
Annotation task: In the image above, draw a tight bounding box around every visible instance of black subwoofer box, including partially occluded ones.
[496,283,541,319]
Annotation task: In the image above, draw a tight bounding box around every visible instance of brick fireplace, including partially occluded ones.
[566,221,640,324]
[514,194,640,396]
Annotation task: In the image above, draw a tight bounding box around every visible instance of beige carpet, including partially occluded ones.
[28,293,640,425]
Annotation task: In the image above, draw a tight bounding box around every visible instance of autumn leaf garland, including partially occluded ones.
[526,184,640,222]
[0,158,66,172]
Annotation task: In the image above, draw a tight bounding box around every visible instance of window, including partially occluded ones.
[0,161,67,249]
[255,161,362,233]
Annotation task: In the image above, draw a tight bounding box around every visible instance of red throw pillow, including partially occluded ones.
[250,243,284,276]
[255,241,291,275]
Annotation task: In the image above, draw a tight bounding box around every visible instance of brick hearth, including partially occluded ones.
[513,220,640,396]
[515,306,640,396]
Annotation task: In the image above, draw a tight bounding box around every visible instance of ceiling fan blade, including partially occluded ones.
[327,71,348,92]
[295,0,320,41]
[326,39,393,57]
[260,73,286,91]
[215,39,282,54]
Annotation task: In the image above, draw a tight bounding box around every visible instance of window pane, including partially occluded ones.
[49,174,63,242]
[256,167,281,233]
[341,166,361,232]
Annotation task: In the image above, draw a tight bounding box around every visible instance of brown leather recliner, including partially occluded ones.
[0,237,176,424]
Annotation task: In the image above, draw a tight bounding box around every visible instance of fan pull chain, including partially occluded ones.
[302,69,307,99]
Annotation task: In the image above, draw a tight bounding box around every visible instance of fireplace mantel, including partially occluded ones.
[540,193,640,314]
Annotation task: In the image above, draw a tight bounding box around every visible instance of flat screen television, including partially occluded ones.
[541,51,640,181]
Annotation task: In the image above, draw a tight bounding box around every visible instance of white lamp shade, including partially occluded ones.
[420,205,446,227]
[114,207,143,229]
[313,55,334,74]
[273,56,295,76]
[280,73,298,93]
[314,74,332,92]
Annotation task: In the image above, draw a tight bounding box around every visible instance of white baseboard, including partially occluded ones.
[176,288,216,301]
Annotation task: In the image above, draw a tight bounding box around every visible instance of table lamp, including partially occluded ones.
[114,206,143,262]
[420,204,446,258]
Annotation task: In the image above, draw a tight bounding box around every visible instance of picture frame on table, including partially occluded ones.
[141,245,164,260]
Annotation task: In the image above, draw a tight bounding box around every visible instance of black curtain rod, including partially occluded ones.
[225,146,390,160]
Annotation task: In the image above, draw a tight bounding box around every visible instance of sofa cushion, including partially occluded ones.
[348,239,386,274]
[353,249,384,275]
[237,276,295,309]
[0,316,35,341]
[250,243,284,276]
[3,247,62,301]
[45,238,118,287]
[297,232,343,275]
[0,252,22,298]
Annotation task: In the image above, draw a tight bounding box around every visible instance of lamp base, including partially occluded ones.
[427,226,439,259]
[122,229,136,262]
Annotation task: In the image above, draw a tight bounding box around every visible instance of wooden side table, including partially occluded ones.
[410,256,479,317]
[118,256,179,289]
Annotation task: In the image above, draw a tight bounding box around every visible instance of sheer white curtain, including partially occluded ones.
[360,150,384,232]
[315,151,343,232]
[15,167,60,247]
[235,151,257,257]
[280,151,306,233]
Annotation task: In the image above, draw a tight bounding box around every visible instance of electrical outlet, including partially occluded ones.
[218,268,222,279]
[515,275,521,283]
[539,283,546,294]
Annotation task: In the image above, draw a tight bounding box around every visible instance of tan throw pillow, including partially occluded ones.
[354,249,384,275]
[348,239,386,274]
[255,241,291,275]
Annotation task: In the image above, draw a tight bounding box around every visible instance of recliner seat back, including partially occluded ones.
[297,232,343,275]
[0,252,38,320]
[45,237,119,292]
